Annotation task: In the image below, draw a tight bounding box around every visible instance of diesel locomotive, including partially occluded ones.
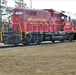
[0,8,76,45]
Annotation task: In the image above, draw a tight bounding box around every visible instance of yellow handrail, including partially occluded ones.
[13,23,22,40]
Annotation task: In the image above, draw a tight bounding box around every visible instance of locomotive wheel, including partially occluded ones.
[35,36,42,45]
[24,36,31,45]
[35,39,41,45]
[15,36,21,45]
[60,39,64,42]
[69,37,72,42]
[69,35,72,42]
[23,41,30,45]
[52,40,55,43]
[74,33,76,40]
[14,44,18,46]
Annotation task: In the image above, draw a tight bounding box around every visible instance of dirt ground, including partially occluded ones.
[0,42,76,75]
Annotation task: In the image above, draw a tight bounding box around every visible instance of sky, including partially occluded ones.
[7,0,76,19]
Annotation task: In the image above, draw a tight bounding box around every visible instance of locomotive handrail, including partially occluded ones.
[13,23,22,40]
[13,23,22,33]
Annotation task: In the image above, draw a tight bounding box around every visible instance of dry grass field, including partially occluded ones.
[0,42,76,75]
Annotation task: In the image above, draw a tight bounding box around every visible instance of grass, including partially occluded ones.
[0,42,76,75]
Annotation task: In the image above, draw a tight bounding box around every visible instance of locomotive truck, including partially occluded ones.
[0,8,76,45]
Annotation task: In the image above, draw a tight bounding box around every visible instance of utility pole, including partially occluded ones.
[30,0,32,9]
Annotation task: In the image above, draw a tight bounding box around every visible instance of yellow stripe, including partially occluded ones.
[49,32,51,34]
[26,32,29,34]
[59,31,62,34]
[55,32,57,34]
[40,32,42,34]
[68,32,69,33]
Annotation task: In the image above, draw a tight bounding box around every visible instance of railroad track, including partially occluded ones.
[0,41,75,50]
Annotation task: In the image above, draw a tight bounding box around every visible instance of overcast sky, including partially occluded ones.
[7,0,76,18]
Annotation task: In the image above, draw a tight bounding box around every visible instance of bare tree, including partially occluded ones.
[14,0,26,8]
[0,0,13,25]
[0,0,7,26]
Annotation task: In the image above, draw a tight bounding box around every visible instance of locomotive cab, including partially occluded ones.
[1,8,76,45]
[1,8,24,45]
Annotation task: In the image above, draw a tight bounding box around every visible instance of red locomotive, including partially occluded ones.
[2,8,76,45]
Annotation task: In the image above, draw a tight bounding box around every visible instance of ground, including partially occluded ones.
[0,42,76,75]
